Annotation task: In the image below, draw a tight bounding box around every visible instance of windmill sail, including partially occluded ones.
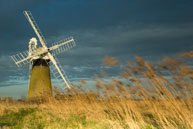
[47,52,71,89]
[49,57,71,90]
[11,50,30,67]
[24,11,47,47]
[49,37,76,56]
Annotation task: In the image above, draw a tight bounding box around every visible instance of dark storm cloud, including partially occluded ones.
[0,0,71,53]
[55,23,193,64]
[0,0,193,86]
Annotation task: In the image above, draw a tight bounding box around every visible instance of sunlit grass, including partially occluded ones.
[0,52,192,129]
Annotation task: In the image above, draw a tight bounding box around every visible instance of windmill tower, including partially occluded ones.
[11,11,76,100]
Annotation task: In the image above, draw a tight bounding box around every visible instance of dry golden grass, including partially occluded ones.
[0,52,193,129]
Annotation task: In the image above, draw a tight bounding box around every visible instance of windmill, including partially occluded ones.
[11,11,76,100]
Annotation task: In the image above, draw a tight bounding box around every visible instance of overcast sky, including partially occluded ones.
[0,0,193,97]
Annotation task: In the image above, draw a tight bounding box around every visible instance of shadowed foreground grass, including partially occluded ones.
[0,52,193,129]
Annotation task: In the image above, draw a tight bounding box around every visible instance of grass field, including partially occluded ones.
[0,52,192,129]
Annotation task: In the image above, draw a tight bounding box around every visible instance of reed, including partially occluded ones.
[0,52,192,129]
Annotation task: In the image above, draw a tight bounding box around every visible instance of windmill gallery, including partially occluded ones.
[11,11,76,100]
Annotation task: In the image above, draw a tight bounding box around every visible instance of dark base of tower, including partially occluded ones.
[27,96,53,103]
[27,59,53,101]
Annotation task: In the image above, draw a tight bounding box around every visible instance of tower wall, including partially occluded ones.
[27,59,52,100]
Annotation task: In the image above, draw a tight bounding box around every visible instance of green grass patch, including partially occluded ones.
[0,108,109,129]
[0,108,37,128]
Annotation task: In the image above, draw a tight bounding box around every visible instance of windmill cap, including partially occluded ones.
[29,37,38,46]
